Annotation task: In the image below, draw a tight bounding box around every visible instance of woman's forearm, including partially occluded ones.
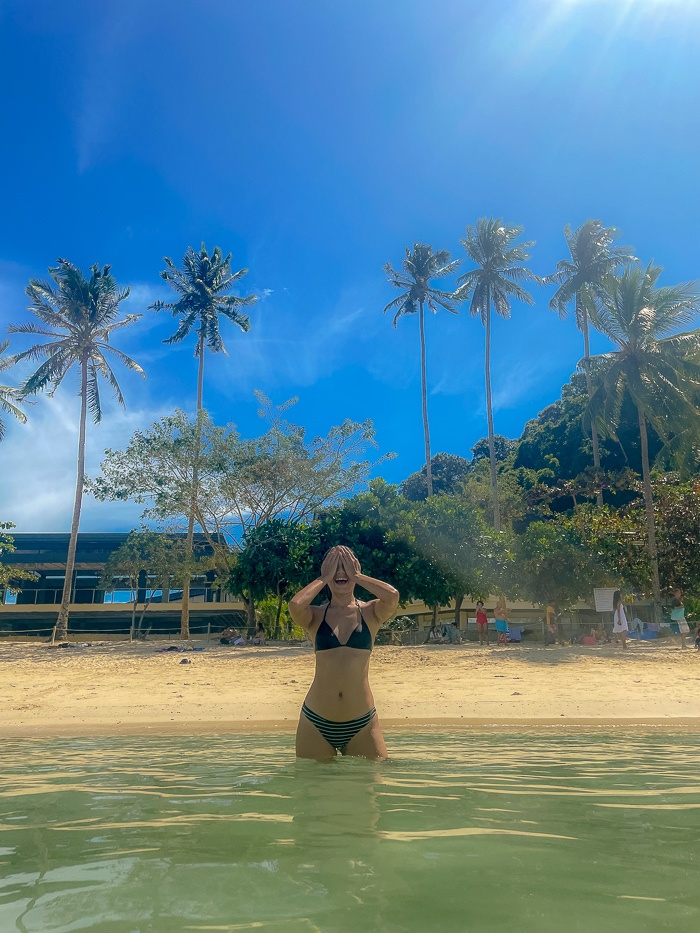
[356,573,399,605]
[288,577,326,610]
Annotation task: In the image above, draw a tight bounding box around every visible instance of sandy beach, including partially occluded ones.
[1,639,699,737]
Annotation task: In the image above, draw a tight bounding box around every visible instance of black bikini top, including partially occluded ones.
[315,600,372,652]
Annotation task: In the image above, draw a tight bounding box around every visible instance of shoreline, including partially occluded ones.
[3,717,700,740]
[2,641,699,738]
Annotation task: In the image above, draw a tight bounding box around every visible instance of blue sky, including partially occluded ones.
[1,0,700,531]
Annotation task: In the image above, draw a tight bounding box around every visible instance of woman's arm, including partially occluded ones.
[338,546,399,625]
[288,550,338,631]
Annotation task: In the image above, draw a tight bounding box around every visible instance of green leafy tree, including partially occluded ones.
[570,479,700,598]
[89,403,387,626]
[586,262,700,619]
[470,434,516,466]
[8,260,144,639]
[383,244,460,497]
[515,520,609,610]
[546,220,634,504]
[399,452,471,501]
[412,493,512,627]
[312,479,509,635]
[150,243,256,638]
[0,340,27,441]
[228,520,314,635]
[102,530,190,639]
[453,218,539,530]
[0,522,37,595]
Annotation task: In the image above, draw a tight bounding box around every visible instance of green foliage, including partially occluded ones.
[0,340,27,441]
[382,244,460,325]
[453,217,539,322]
[101,529,193,635]
[228,520,314,604]
[8,259,144,422]
[311,479,510,610]
[151,243,256,354]
[546,220,633,327]
[586,262,700,461]
[514,520,610,609]
[566,479,700,598]
[90,400,387,573]
[256,596,305,640]
[470,434,517,464]
[515,370,665,505]
[399,452,472,501]
[0,522,37,591]
[102,530,191,592]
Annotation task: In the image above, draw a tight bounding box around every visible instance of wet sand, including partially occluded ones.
[1,640,699,737]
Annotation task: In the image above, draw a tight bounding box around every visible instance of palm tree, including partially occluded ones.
[150,244,256,637]
[0,340,27,440]
[383,244,460,497]
[547,220,634,505]
[453,218,539,531]
[586,262,700,621]
[8,260,144,639]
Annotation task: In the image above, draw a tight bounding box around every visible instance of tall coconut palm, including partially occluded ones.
[547,220,634,505]
[0,340,27,440]
[383,244,460,497]
[8,260,144,639]
[586,262,700,621]
[150,244,256,637]
[453,218,539,531]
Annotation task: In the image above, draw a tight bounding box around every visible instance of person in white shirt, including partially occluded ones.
[612,590,628,650]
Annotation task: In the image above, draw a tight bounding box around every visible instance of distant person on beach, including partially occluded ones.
[670,588,689,649]
[545,603,557,645]
[252,622,266,645]
[612,590,628,650]
[494,596,509,645]
[475,601,489,645]
[289,544,399,759]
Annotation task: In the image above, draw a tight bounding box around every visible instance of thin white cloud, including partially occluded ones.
[74,8,146,172]
[0,393,170,532]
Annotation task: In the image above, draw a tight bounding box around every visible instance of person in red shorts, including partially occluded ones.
[475,600,489,645]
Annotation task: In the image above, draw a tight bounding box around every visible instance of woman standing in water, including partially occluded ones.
[288,545,399,760]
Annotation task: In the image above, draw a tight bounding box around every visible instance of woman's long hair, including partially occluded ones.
[613,590,622,611]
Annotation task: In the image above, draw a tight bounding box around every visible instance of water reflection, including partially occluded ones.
[0,733,698,931]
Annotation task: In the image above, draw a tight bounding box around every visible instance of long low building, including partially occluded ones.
[0,532,247,636]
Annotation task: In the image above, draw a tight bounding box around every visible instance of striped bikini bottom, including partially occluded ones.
[302,703,376,751]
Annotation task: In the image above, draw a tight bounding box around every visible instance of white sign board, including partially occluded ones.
[593,588,616,613]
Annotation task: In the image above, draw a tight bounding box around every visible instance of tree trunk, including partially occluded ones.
[453,593,463,627]
[484,295,501,531]
[581,303,603,507]
[55,354,89,640]
[246,590,256,633]
[637,404,662,624]
[180,335,206,640]
[275,583,285,639]
[418,300,433,497]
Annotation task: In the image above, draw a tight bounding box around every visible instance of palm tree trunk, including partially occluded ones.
[637,404,662,624]
[484,294,501,531]
[581,303,603,507]
[180,335,206,639]
[55,354,88,640]
[418,300,433,497]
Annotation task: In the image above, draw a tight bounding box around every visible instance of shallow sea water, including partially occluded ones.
[0,731,698,932]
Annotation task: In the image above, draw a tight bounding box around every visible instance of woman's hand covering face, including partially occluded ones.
[320,548,340,585]
[337,545,361,581]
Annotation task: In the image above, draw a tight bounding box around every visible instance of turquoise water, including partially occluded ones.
[0,732,698,932]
